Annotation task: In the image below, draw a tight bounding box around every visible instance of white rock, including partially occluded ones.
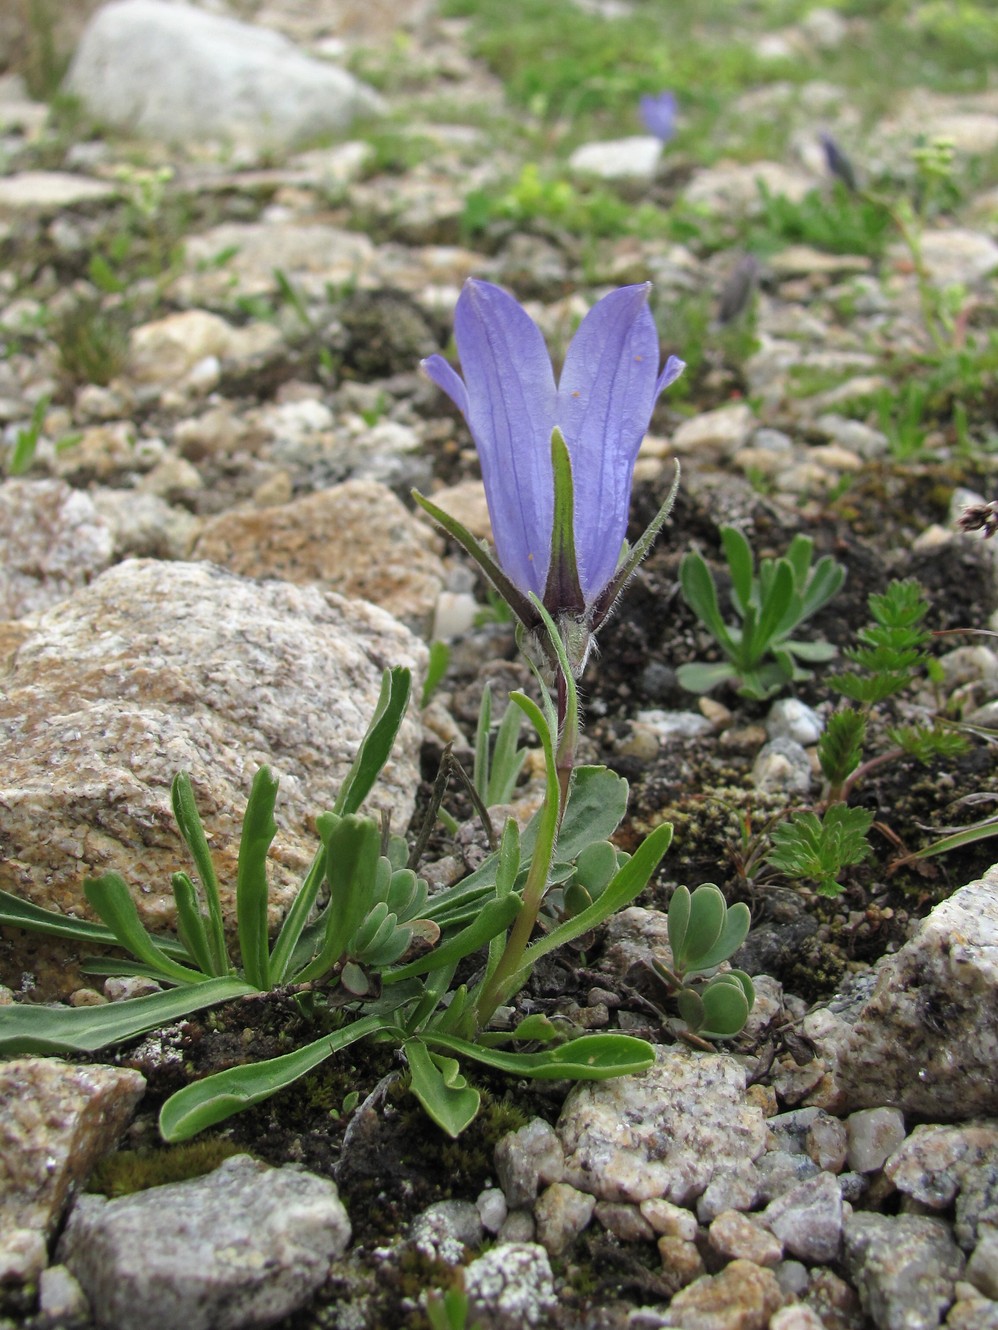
[558,1045,767,1205]
[0,478,114,618]
[66,0,383,152]
[911,229,998,290]
[671,403,756,459]
[766,699,824,745]
[683,161,814,214]
[464,1243,557,1330]
[0,171,117,215]
[568,136,662,181]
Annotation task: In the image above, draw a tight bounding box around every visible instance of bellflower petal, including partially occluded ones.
[420,278,684,667]
[558,284,671,601]
[451,281,557,598]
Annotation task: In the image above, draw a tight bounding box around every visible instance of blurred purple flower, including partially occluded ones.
[420,280,684,654]
[819,131,858,192]
[639,91,678,143]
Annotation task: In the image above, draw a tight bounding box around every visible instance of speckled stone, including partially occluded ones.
[0,1058,145,1246]
[558,1045,767,1205]
[58,1155,350,1330]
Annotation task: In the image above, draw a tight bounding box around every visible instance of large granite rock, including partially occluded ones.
[192,480,446,633]
[65,0,384,152]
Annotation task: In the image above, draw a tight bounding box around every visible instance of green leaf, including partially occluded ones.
[474,681,493,799]
[798,555,847,621]
[422,765,629,930]
[752,559,795,660]
[236,767,279,991]
[781,638,838,663]
[507,819,674,995]
[159,1014,385,1142]
[667,885,691,961]
[84,875,207,986]
[171,772,228,975]
[335,666,412,817]
[720,526,754,617]
[680,551,736,656]
[487,699,527,806]
[405,1038,480,1138]
[0,889,186,958]
[671,883,725,973]
[383,893,521,984]
[171,872,219,977]
[420,640,451,709]
[292,815,381,985]
[0,976,255,1055]
[269,846,328,984]
[676,660,739,694]
[424,1030,655,1080]
[698,972,753,1038]
[818,709,866,787]
[687,901,751,973]
[572,840,619,899]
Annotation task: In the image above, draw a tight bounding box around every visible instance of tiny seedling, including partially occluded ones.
[764,805,874,898]
[678,527,845,700]
[649,884,754,1040]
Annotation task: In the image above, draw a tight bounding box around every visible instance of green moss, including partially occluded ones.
[85,1139,248,1198]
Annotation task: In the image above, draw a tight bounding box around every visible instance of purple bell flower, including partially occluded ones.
[639,91,678,143]
[418,279,684,672]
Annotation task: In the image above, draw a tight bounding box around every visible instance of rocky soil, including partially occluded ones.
[1,2,998,1328]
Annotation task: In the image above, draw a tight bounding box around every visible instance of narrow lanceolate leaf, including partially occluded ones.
[335,666,412,817]
[171,872,220,977]
[720,526,754,617]
[382,893,521,984]
[235,766,279,992]
[502,819,674,1004]
[172,772,228,974]
[84,875,207,986]
[291,814,381,985]
[0,889,187,960]
[0,976,256,1055]
[423,1030,656,1080]
[159,1014,386,1142]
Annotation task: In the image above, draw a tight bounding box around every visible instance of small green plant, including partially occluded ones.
[760,579,970,896]
[678,528,846,700]
[764,805,875,898]
[5,396,49,476]
[819,578,965,803]
[751,181,893,259]
[426,1287,483,1330]
[0,663,672,1143]
[649,884,754,1040]
[53,300,131,387]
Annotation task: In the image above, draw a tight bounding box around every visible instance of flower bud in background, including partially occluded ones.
[639,90,678,143]
[819,131,858,192]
